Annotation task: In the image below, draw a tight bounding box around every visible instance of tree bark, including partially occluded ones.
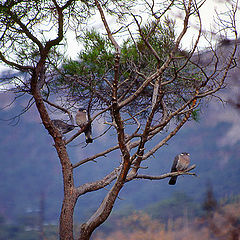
[31,58,77,240]
[78,180,125,240]
[57,141,77,240]
[60,193,77,240]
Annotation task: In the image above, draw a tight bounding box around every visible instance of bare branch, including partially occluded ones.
[144,91,199,160]
[94,0,121,54]
[0,52,34,72]
[75,166,121,196]
[6,8,44,52]
[133,164,197,181]
[43,98,74,124]
[118,0,193,109]
[73,144,119,168]
[132,13,161,62]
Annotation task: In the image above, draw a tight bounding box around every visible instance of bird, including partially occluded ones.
[75,108,93,143]
[52,119,75,134]
[168,152,190,185]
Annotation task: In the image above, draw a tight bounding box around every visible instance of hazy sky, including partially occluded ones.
[0,0,239,73]
[65,0,239,58]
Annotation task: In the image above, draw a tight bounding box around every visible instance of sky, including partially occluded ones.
[0,0,239,81]
[65,0,240,58]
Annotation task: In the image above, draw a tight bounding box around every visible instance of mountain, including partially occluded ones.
[0,40,240,223]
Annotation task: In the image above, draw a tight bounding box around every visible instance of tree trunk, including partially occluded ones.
[56,141,77,240]
[31,65,77,240]
[60,194,77,240]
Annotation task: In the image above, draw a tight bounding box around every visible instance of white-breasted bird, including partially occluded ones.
[168,152,190,185]
[75,108,93,143]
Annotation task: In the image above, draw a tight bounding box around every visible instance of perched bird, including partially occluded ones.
[52,119,75,134]
[75,108,93,143]
[168,152,190,185]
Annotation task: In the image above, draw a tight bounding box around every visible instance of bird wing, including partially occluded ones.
[171,155,179,172]
[52,120,75,134]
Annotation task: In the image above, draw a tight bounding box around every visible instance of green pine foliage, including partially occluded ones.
[53,19,203,122]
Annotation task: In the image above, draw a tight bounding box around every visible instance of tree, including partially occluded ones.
[202,184,240,240]
[0,0,238,239]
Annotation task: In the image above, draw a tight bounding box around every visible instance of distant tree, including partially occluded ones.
[146,192,201,221]
[0,0,238,239]
[202,184,240,240]
[203,183,218,214]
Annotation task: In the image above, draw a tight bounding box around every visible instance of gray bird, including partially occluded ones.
[52,119,75,134]
[75,108,93,143]
[169,152,190,185]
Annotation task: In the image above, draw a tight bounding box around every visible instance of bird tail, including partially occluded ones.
[85,135,93,143]
[85,125,93,143]
[168,176,177,185]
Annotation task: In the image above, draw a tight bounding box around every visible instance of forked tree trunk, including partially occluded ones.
[31,64,77,240]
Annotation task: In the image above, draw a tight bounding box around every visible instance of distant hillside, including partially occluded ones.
[0,40,240,223]
[94,196,240,240]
